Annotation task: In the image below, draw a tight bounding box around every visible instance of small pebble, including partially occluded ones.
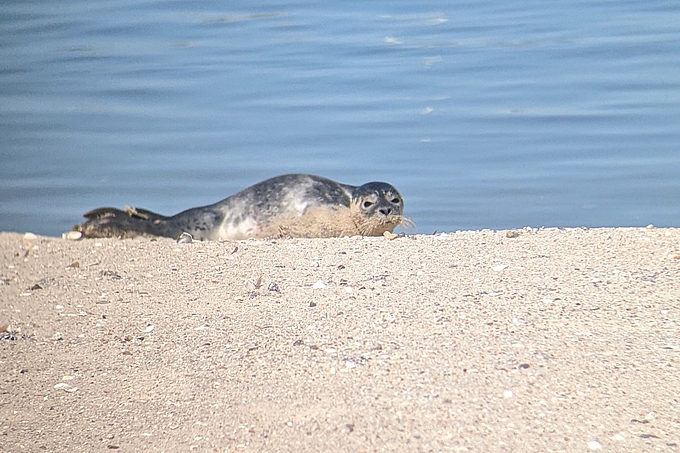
[64,231,83,241]
[176,232,193,243]
[587,440,602,450]
[503,390,513,398]
[268,282,280,292]
[312,281,326,289]
[23,232,38,240]
[383,231,398,240]
[492,265,508,272]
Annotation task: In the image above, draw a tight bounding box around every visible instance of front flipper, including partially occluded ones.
[74,206,179,239]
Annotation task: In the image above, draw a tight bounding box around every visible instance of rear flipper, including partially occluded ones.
[74,206,180,239]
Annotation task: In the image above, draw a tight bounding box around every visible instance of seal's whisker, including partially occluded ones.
[399,216,416,229]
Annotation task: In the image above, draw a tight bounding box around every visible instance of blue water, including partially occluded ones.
[1,1,679,236]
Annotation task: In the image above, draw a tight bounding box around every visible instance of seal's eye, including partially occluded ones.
[363,201,374,209]
[391,197,400,204]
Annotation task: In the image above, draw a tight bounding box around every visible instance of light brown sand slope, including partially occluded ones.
[1,228,679,452]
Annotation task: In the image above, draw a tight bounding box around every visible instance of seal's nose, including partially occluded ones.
[378,207,392,216]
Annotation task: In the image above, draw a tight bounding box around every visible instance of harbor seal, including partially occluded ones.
[74,174,408,240]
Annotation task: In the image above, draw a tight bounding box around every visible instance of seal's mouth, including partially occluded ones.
[354,213,413,236]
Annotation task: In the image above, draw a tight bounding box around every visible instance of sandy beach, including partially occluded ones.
[1,228,679,452]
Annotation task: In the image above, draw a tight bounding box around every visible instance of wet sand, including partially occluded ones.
[1,228,679,452]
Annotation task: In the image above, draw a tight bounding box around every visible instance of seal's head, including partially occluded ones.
[350,181,407,235]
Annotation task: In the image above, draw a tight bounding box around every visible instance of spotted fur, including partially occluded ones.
[75,174,407,240]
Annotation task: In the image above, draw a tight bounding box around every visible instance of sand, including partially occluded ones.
[1,228,679,452]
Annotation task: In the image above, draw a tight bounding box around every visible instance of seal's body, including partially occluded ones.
[75,174,406,240]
